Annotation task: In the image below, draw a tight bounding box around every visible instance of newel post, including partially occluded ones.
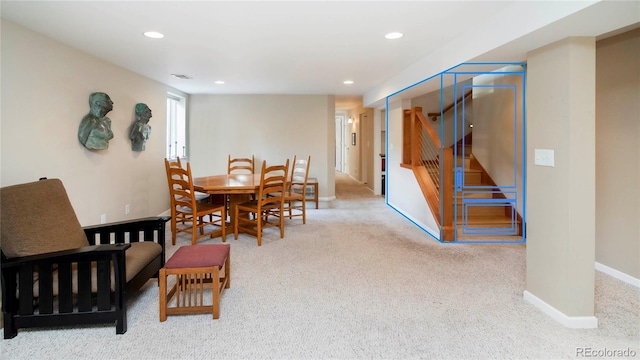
[441,147,454,241]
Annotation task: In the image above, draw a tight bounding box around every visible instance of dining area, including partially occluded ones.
[164,154,315,247]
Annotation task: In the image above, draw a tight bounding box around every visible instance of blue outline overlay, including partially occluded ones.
[384,62,526,244]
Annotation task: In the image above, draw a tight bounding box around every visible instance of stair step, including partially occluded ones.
[455,145,473,156]
[455,191,494,201]
[455,233,523,242]
[456,215,519,226]
[454,157,471,168]
[464,170,482,185]
[456,206,510,217]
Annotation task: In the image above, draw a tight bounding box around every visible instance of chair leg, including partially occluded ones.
[256,211,262,246]
[115,309,127,334]
[221,206,226,242]
[3,315,17,339]
[234,206,240,240]
[171,220,177,246]
[279,210,285,238]
[302,199,306,224]
[191,217,198,245]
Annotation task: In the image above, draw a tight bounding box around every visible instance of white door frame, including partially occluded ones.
[360,113,369,184]
[335,114,346,172]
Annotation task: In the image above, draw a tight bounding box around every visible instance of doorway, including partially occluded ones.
[335,115,346,173]
[359,113,369,184]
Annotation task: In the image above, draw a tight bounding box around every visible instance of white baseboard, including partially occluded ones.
[595,262,640,288]
[159,209,171,217]
[523,290,598,329]
[319,196,335,202]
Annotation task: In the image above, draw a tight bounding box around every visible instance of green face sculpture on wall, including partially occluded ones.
[129,103,152,151]
[78,92,114,150]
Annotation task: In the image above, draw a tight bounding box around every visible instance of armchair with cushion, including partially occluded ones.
[0,178,169,338]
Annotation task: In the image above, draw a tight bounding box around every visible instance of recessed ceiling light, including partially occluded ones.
[385,32,403,40]
[214,81,225,85]
[143,31,164,39]
[343,80,354,85]
[171,74,192,80]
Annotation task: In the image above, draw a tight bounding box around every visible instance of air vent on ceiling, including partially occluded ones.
[171,74,192,80]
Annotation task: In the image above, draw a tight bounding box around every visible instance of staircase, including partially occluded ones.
[452,140,523,242]
[405,106,523,242]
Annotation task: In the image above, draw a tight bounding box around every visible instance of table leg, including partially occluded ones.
[227,194,251,232]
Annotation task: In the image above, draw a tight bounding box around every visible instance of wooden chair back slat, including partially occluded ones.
[228,154,255,174]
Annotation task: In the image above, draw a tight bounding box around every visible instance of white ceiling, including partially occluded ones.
[1,1,638,111]
[0,0,515,109]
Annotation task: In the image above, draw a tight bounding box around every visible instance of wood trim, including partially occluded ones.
[411,108,423,167]
[402,110,412,165]
[441,148,454,241]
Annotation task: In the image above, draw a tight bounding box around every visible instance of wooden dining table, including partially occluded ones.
[192,173,262,231]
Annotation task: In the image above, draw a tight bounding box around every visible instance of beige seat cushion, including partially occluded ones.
[34,241,163,297]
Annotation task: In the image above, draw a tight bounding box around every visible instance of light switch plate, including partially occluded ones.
[534,149,555,167]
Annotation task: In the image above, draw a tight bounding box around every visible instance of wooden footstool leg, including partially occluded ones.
[159,268,167,322]
[212,266,220,319]
[224,253,231,289]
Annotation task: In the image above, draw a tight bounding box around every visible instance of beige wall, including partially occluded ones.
[526,37,596,317]
[1,20,178,226]
[473,67,525,215]
[188,94,335,200]
[595,29,640,279]
[386,98,439,238]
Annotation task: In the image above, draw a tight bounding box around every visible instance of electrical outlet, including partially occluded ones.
[125,204,130,214]
[100,214,106,224]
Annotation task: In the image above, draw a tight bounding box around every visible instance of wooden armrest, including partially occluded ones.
[83,216,170,247]
[83,216,170,233]
[1,244,130,269]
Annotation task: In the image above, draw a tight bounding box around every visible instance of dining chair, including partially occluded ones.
[165,157,210,202]
[234,159,289,246]
[282,155,311,224]
[165,159,227,245]
[228,154,255,174]
[228,154,256,207]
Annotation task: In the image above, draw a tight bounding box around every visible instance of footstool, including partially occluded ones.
[159,244,230,321]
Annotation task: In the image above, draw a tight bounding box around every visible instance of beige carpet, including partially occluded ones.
[1,171,638,359]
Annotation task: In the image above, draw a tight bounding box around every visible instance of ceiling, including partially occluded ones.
[2,1,638,111]
[0,1,515,110]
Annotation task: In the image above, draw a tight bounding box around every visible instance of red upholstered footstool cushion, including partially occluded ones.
[165,244,230,269]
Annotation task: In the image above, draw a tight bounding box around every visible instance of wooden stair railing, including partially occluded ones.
[404,107,454,241]
[405,99,522,241]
